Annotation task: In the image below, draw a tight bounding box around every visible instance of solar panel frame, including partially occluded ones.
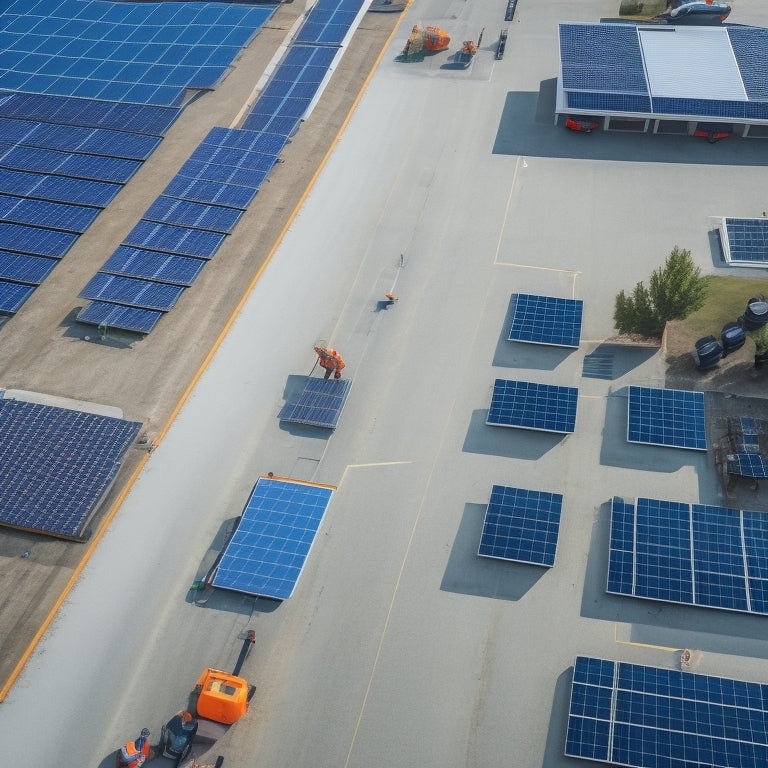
[486,379,578,434]
[720,217,768,265]
[211,476,334,600]
[79,272,184,312]
[727,452,768,479]
[478,485,563,567]
[627,385,707,451]
[278,376,352,429]
[507,293,584,348]
[76,300,162,335]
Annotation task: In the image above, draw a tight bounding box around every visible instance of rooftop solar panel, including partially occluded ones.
[0,221,77,257]
[0,169,122,207]
[627,385,706,451]
[0,193,100,233]
[80,273,184,312]
[720,218,768,265]
[487,379,578,434]
[0,279,35,313]
[0,252,57,285]
[478,485,563,567]
[76,300,162,335]
[143,197,242,234]
[123,220,226,259]
[0,397,141,539]
[607,496,768,615]
[212,476,335,600]
[162,176,258,210]
[727,452,768,479]
[202,127,288,157]
[101,247,205,287]
[0,145,141,183]
[565,656,768,768]
[278,377,352,429]
[507,293,583,348]
[177,159,270,190]
[240,113,301,137]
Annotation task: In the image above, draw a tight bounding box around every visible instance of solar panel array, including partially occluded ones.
[0,0,276,106]
[0,92,181,315]
[559,23,768,121]
[607,496,768,615]
[212,476,334,600]
[565,655,768,768]
[478,485,563,567]
[627,385,707,451]
[294,0,363,46]
[487,379,578,434]
[0,397,141,539]
[720,218,768,265]
[278,377,352,429]
[507,293,583,348]
[727,452,768,479]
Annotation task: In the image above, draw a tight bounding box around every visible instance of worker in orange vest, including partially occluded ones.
[117,728,151,767]
[314,346,345,380]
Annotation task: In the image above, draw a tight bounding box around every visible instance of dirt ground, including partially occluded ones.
[0,8,401,693]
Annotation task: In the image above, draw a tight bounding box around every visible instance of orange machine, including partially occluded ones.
[422,25,450,51]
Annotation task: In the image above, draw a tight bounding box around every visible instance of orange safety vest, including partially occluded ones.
[119,740,149,766]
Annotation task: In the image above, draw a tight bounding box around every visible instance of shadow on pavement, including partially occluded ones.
[440,503,548,600]
[542,667,573,768]
[463,408,564,459]
[581,343,658,381]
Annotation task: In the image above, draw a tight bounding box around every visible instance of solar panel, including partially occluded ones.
[0,221,77,258]
[143,197,243,234]
[123,220,226,259]
[627,385,706,451]
[720,218,768,265]
[0,193,100,233]
[76,300,162,335]
[727,452,768,479]
[0,145,141,183]
[486,379,578,434]
[478,485,563,567]
[0,280,35,313]
[278,377,352,429]
[566,656,768,768]
[607,496,768,615]
[202,127,288,156]
[0,169,122,207]
[240,113,301,137]
[177,159,270,190]
[728,26,768,101]
[162,176,259,210]
[79,273,184,312]
[0,253,58,285]
[101,246,205,286]
[0,398,141,539]
[507,293,583,348]
[211,476,335,600]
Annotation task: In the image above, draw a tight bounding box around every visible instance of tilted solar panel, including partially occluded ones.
[0,169,122,207]
[507,293,583,348]
[212,476,334,600]
[0,193,100,233]
[0,221,77,257]
[478,485,563,567]
[80,273,184,312]
[487,379,578,434]
[627,385,706,451]
[0,253,57,285]
[143,197,243,234]
[123,220,226,259]
[727,452,768,479]
[76,300,162,335]
[278,377,352,429]
[101,246,205,287]
[721,217,768,265]
[0,280,35,313]
[162,176,258,209]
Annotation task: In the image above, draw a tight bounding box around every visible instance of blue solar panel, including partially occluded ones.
[76,300,162,334]
[0,169,121,207]
[188,144,280,174]
[177,159,270,190]
[0,279,35,313]
[487,379,578,434]
[559,24,648,94]
[566,91,652,114]
[162,176,258,209]
[0,221,76,257]
[0,252,57,285]
[212,476,334,600]
[240,113,301,137]
[202,127,288,157]
[250,96,311,121]
[0,397,141,539]
[0,193,100,233]
[80,273,184,311]
[727,453,768,479]
[123,220,225,259]
[507,293,583,348]
[0,145,141,183]
[627,386,706,451]
[143,197,242,234]
[278,377,352,429]
[478,485,563,567]
[722,218,768,265]
[607,496,768,615]
[566,656,768,768]
[101,246,205,287]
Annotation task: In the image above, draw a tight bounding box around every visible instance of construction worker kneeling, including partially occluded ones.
[314,346,346,380]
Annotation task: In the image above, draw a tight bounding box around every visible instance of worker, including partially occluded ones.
[314,346,346,379]
[118,728,151,767]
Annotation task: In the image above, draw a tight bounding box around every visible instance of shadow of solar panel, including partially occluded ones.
[279,377,352,429]
[478,485,563,566]
[0,169,122,207]
[162,177,258,209]
[0,398,141,539]
[0,253,57,285]
[0,221,77,257]
[566,656,768,768]
[123,220,226,259]
[143,197,242,234]
[722,218,768,265]
[212,476,334,600]
[101,247,205,286]
[0,280,35,313]
[727,452,768,478]
[0,193,100,233]
[77,300,162,334]
[627,386,706,450]
[487,379,578,433]
[507,293,583,348]
[80,273,184,311]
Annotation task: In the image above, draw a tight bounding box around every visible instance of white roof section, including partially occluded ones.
[639,26,747,100]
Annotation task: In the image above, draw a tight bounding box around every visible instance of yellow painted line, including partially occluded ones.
[613,623,678,652]
[338,461,413,486]
[261,474,337,491]
[0,449,151,703]
[492,155,520,265]
[3,12,403,703]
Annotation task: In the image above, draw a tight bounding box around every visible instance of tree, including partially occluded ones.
[613,247,708,338]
